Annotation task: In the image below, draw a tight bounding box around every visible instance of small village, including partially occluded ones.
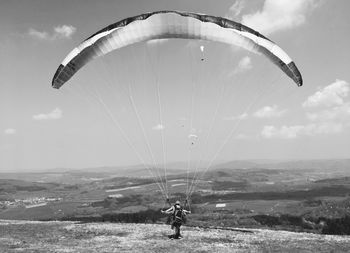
[0,197,62,209]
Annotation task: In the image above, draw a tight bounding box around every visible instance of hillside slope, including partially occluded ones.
[1,220,350,252]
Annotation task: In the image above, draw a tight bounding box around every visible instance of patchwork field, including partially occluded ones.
[1,160,350,235]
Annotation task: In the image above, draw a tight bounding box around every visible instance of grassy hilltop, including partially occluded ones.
[1,220,350,253]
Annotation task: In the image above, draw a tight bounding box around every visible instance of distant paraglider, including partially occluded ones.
[200,45,205,61]
[188,134,198,147]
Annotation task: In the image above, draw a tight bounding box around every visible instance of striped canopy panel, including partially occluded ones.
[52,11,302,89]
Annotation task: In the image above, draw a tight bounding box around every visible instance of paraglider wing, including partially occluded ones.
[188,134,198,146]
[52,10,302,89]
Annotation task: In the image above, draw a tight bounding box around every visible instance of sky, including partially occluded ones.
[1,0,350,171]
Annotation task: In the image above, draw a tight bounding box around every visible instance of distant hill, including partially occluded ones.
[1,159,349,184]
[314,177,350,185]
[0,179,59,194]
[214,159,350,172]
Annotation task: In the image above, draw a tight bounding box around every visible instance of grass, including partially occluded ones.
[1,220,350,252]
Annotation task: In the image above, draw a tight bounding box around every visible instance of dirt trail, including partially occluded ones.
[1,220,350,252]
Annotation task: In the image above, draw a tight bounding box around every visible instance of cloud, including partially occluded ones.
[254,105,286,118]
[241,0,318,34]
[28,25,76,40]
[54,25,76,38]
[261,122,343,139]
[223,112,248,121]
[152,124,164,130]
[306,102,350,122]
[236,56,252,73]
[261,125,302,139]
[33,108,62,120]
[303,79,350,132]
[228,56,253,77]
[4,128,16,135]
[303,80,349,108]
[261,79,350,139]
[28,28,50,40]
[226,0,246,18]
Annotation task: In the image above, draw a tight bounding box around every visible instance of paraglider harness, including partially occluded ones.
[163,198,189,226]
[173,204,186,224]
[165,199,188,226]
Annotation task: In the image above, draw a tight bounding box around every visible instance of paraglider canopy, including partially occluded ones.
[52,10,302,89]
